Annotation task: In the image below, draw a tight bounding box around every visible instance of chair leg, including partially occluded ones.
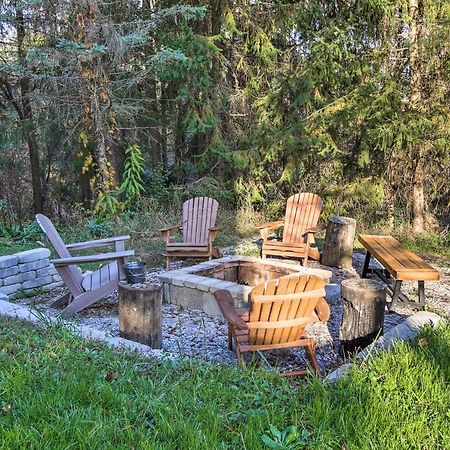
[50,292,72,309]
[305,342,320,376]
[228,325,233,350]
[302,256,308,267]
[165,256,171,271]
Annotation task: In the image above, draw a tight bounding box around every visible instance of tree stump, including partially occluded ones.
[119,282,162,348]
[321,216,357,269]
[339,279,386,357]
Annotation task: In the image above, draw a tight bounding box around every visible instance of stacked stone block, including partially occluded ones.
[0,248,63,298]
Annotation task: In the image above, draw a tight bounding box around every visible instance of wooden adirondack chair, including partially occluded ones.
[160,197,223,270]
[36,214,134,318]
[256,193,325,266]
[214,273,330,376]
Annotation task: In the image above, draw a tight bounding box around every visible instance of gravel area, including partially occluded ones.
[14,252,450,375]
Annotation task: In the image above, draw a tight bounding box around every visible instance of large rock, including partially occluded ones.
[19,259,50,273]
[0,255,18,270]
[325,311,445,383]
[0,265,19,278]
[16,248,51,263]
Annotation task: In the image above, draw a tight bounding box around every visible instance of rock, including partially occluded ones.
[36,266,57,277]
[324,363,354,383]
[19,259,50,273]
[357,311,444,359]
[3,271,36,286]
[22,276,53,290]
[0,265,20,278]
[0,283,22,296]
[0,255,18,270]
[16,248,51,263]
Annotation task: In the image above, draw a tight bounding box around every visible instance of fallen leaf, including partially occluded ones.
[105,372,116,382]
[419,338,428,347]
[1,404,12,414]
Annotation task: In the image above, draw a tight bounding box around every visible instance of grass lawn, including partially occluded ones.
[0,317,449,449]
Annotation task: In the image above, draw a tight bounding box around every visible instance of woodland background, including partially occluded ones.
[1,0,449,261]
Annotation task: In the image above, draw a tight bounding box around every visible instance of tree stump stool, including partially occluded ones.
[339,279,386,357]
[119,282,162,349]
[321,216,357,269]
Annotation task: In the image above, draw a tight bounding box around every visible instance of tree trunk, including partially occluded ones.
[339,279,386,357]
[119,282,162,348]
[409,0,425,234]
[16,6,44,214]
[321,216,357,269]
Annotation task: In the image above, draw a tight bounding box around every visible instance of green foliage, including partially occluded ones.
[261,425,313,449]
[119,144,145,203]
[94,192,123,219]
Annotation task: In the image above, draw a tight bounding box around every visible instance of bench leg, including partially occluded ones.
[389,280,402,311]
[418,281,425,309]
[361,251,371,278]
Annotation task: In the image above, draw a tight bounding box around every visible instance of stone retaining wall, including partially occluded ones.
[0,248,63,298]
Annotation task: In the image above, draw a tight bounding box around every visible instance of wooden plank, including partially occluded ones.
[280,275,309,343]
[263,276,290,344]
[249,282,265,344]
[255,278,278,345]
[270,275,298,344]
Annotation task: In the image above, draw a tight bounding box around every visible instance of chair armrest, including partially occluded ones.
[304,224,326,234]
[315,297,330,322]
[209,226,223,232]
[160,225,181,233]
[51,250,135,267]
[214,290,248,330]
[66,236,130,251]
[255,220,284,230]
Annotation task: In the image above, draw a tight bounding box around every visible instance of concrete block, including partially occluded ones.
[0,255,18,270]
[22,276,53,290]
[0,283,22,296]
[171,285,203,310]
[0,265,19,278]
[170,274,192,287]
[3,271,36,286]
[195,278,225,292]
[202,292,222,316]
[208,280,238,293]
[36,266,57,277]
[19,259,49,273]
[184,275,209,289]
[325,284,341,304]
[16,248,51,263]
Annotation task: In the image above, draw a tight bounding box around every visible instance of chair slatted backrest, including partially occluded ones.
[248,274,325,346]
[182,197,219,244]
[282,193,323,245]
[35,214,84,295]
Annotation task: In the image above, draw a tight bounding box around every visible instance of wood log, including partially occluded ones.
[321,216,357,269]
[119,282,162,348]
[339,279,386,357]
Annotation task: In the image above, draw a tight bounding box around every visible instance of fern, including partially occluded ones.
[120,144,145,202]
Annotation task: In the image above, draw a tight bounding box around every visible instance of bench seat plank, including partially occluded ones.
[359,235,440,281]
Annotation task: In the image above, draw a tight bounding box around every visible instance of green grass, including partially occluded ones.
[0,317,449,449]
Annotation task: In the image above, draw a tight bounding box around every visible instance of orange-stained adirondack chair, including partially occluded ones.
[214,273,330,376]
[36,214,134,318]
[256,193,325,266]
[160,197,223,270]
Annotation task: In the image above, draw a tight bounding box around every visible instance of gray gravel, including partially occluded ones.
[14,252,449,375]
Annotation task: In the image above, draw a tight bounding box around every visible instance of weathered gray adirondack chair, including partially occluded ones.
[160,197,223,270]
[36,214,134,318]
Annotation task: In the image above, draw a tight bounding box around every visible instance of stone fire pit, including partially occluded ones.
[157,256,336,316]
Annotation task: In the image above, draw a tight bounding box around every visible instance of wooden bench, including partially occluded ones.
[359,234,440,311]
